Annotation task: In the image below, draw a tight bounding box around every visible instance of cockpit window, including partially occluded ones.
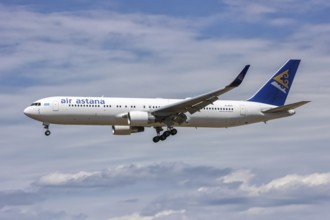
[30,102,41,106]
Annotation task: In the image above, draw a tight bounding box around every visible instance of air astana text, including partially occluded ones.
[61,98,105,105]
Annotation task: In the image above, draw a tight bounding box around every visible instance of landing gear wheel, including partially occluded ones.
[163,131,171,137]
[160,134,167,141]
[170,129,177,135]
[153,136,160,143]
[43,123,51,136]
[152,127,177,143]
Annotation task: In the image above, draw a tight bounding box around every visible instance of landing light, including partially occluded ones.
[288,109,295,115]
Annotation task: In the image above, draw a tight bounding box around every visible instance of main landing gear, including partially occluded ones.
[43,123,51,136]
[153,127,178,143]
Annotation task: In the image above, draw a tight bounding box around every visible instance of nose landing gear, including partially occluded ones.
[43,123,51,136]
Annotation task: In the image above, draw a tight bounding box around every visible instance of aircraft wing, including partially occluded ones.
[152,65,250,117]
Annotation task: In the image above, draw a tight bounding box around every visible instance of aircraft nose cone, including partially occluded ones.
[24,107,32,117]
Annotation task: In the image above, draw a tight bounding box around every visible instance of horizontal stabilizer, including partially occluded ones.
[262,101,310,113]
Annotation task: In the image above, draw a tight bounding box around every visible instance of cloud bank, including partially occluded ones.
[1,163,330,219]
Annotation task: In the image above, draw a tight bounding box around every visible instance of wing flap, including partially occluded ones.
[262,101,310,113]
[188,96,218,114]
[152,65,250,117]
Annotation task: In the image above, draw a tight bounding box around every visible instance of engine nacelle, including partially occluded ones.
[112,125,144,135]
[128,111,155,126]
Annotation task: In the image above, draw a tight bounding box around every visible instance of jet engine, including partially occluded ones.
[127,111,155,126]
[112,125,144,135]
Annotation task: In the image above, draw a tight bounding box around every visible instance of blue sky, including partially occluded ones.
[1,1,330,219]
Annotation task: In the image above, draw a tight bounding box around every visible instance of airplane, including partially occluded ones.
[24,59,309,143]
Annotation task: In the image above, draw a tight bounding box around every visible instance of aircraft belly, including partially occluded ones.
[40,112,126,126]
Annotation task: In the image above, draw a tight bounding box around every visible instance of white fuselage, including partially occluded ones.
[24,96,294,128]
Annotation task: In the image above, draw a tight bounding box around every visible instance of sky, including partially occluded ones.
[0,0,330,219]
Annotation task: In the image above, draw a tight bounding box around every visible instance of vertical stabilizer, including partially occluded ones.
[248,59,300,106]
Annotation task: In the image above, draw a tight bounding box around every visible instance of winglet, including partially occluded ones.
[228,65,250,88]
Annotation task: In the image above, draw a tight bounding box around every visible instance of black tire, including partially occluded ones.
[45,130,51,136]
[163,131,171,137]
[170,129,177,135]
[160,134,166,141]
[153,136,160,143]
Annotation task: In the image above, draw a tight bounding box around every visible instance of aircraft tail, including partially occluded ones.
[248,59,301,106]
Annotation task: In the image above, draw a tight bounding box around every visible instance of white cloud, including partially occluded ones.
[218,171,330,198]
[2,162,330,219]
[1,2,329,106]
[0,207,87,220]
[108,210,187,220]
[220,169,254,184]
[259,173,330,191]
[222,0,330,21]
[137,166,330,215]
[36,162,231,188]
[34,164,330,210]
[38,171,98,186]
